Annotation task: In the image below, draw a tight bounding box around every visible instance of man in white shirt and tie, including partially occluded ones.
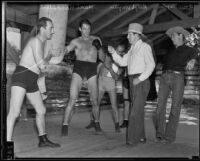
[108,23,155,146]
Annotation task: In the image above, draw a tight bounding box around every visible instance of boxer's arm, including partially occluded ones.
[64,39,76,54]
[31,38,48,73]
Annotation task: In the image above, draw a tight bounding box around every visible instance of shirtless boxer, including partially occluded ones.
[7,17,60,148]
[61,19,102,136]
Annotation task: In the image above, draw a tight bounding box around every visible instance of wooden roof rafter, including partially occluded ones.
[6,6,37,26]
[92,8,132,34]
[90,6,113,23]
[149,4,159,24]
[151,34,165,43]
[153,35,168,46]
[99,6,167,38]
[140,7,167,25]
[162,4,191,20]
[68,8,91,25]
[8,4,39,15]
[114,4,156,29]
[103,18,200,37]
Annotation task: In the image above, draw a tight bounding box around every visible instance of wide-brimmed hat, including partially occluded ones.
[123,23,143,35]
[166,26,190,37]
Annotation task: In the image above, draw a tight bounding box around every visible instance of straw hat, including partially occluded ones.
[166,26,190,37]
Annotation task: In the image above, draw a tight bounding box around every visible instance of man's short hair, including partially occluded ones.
[116,40,128,52]
[79,19,91,28]
[29,17,52,38]
[36,17,53,34]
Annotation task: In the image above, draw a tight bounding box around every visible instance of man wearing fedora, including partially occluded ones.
[108,23,155,146]
[153,26,198,144]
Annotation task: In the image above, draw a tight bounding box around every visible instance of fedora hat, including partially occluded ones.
[123,23,143,35]
[166,26,190,37]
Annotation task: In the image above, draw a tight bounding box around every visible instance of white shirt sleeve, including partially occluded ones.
[107,63,118,77]
[112,51,129,67]
[138,44,155,81]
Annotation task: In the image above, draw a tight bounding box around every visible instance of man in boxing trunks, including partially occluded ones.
[7,17,60,148]
[61,19,102,135]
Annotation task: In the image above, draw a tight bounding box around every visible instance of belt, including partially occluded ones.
[128,73,141,78]
[163,70,183,74]
[100,76,113,79]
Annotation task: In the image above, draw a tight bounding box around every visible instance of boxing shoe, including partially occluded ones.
[115,122,121,133]
[38,134,60,148]
[85,120,95,129]
[119,120,128,128]
[61,125,68,136]
[94,122,103,135]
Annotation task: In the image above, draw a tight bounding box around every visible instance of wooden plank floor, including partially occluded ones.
[13,105,199,158]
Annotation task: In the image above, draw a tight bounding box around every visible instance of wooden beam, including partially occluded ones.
[193,4,200,18]
[103,18,200,37]
[140,7,167,25]
[68,9,91,25]
[149,4,159,24]
[114,4,155,29]
[153,36,167,45]
[103,8,165,45]
[106,7,165,39]
[90,6,112,23]
[7,20,33,32]
[144,18,200,34]
[151,34,164,42]
[92,9,131,34]
[8,4,39,15]
[6,7,37,26]
[162,4,191,19]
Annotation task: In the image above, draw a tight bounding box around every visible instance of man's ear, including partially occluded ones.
[79,27,81,32]
[181,34,184,39]
[40,26,46,33]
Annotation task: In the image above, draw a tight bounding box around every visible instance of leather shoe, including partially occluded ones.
[61,125,68,136]
[38,134,60,148]
[115,123,121,133]
[119,120,128,128]
[94,122,103,135]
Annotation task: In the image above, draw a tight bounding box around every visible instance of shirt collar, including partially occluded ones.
[131,39,143,50]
